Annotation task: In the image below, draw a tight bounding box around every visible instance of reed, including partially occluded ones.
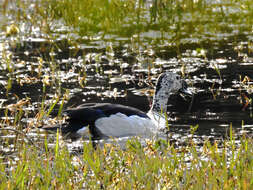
[0,131,252,189]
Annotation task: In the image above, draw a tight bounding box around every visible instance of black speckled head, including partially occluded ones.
[155,72,183,95]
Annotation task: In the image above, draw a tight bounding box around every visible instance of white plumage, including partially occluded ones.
[95,113,156,137]
[76,126,89,136]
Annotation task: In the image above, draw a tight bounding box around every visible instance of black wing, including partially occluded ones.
[64,103,149,122]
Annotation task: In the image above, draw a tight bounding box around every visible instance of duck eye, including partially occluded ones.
[176,76,180,80]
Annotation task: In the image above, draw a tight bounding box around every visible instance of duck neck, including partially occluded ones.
[150,92,168,114]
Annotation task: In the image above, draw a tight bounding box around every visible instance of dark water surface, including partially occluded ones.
[0,36,253,148]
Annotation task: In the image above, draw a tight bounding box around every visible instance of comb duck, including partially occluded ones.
[43,72,193,140]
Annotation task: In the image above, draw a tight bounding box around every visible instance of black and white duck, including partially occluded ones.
[43,72,193,140]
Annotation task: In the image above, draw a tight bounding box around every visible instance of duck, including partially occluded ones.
[43,72,193,140]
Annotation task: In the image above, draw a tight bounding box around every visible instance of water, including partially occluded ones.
[1,36,253,150]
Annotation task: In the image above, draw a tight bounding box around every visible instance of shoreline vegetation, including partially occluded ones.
[2,0,253,46]
[0,130,253,189]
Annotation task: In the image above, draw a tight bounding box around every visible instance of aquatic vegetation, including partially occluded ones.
[0,132,252,189]
[2,0,253,47]
[44,0,253,39]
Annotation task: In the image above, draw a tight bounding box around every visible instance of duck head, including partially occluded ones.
[151,72,193,113]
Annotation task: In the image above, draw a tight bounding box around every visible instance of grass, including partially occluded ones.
[45,0,253,38]
[3,0,253,46]
[0,131,252,189]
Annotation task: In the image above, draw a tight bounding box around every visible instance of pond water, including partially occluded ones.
[0,0,253,155]
[1,35,253,151]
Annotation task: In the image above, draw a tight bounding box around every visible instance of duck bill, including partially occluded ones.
[179,87,193,97]
[179,87,194,112]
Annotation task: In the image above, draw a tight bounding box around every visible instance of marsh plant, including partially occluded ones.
[0,130,253,189]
